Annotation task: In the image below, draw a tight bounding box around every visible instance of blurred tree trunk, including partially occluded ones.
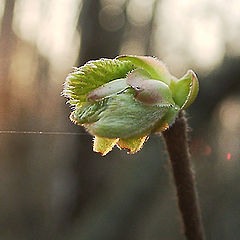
[78,0,125,65]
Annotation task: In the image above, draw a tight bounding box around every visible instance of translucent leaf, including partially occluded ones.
[63,59,135,107]
[172,70,199,109]
[117,55,172,85]
[117,136,148,154]
[93,136,119,156]
[87,78,128,102]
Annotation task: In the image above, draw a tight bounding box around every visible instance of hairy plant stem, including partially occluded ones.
[162,111,205,240]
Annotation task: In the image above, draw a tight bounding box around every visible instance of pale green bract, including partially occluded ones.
[63,55,199,155]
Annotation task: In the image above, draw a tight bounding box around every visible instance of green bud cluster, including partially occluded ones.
[63,55,199,155]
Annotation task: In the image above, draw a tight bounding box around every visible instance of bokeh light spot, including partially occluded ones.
[219,97,240,132]
[99,5,125,32]
[127,0,154,26]
[226,153,231,160]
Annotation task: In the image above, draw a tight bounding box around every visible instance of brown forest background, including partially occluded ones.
[0,0,240,239]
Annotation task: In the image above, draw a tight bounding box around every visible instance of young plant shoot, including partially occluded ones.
[63,56,205,240]
[63,55,199,155]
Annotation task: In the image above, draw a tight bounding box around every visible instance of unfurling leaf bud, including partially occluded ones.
[63,55,199,155]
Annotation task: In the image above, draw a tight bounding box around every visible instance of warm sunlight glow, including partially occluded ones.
[127,0,154,26]
[153,0,240,74]
[13,0,42,43]
[12,0,81,73]
[189,16,224,70]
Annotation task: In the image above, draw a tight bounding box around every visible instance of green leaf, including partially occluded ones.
[84,92,173,139]
[117,55,172,85]
[171,70,199,109]
[151,105,180,133]
[63,58,135,107]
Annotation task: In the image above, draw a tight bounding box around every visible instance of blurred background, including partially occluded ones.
[0,0,240,239]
